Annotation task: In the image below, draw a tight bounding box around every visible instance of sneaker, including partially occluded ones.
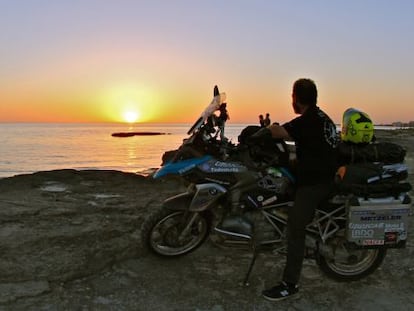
[262,281,299,301]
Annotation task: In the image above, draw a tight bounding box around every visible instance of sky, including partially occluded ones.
[1,0,413,125]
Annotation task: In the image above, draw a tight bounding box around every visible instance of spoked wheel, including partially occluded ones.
[318,237,387,281]
[141,206,210,257]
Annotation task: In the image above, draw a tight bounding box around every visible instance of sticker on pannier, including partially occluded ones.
[347,197,410,248]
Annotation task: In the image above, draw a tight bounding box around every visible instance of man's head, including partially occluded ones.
[292,78,317,114]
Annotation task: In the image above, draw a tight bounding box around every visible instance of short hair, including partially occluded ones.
[292,78,317,106]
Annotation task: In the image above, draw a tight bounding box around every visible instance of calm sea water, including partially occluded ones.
[1,123,401,178]
[0,123,249,178]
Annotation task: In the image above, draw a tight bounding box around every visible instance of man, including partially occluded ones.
[259,114,265,127]
[262,78,338,300]
[264,113,271,126]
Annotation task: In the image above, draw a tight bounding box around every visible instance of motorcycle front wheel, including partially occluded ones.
[141,206,210,257]
[318,245,387,281]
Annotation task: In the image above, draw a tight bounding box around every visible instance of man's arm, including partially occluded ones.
[268,123,291,140]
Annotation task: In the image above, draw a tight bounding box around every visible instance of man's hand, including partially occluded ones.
[268,124,290,140]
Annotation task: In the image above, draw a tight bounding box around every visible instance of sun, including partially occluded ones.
[123,110,140,123]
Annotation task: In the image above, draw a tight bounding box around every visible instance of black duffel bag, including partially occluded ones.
[338,141,406,165]
[335,162,411,198]
[338,181,412,198]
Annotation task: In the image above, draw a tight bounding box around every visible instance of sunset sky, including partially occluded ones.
[1,0,413,125]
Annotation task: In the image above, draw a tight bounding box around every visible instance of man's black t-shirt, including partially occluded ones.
[283,106,338,186]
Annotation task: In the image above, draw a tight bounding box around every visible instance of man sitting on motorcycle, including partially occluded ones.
[262,78,338,301]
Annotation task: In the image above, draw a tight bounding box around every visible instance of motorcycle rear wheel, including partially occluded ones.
[318,246,387,281]
[141,206,210,257]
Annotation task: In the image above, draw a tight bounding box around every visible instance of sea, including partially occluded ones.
[0,123,250,178]
[1,123,402,179]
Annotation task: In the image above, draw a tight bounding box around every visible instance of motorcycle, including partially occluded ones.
[141,86,411,285]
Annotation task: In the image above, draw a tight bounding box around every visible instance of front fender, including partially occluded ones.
[163,192,193,211]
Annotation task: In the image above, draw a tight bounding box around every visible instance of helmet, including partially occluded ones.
[341,108,374,144]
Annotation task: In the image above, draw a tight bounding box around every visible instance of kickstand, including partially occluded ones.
[242,243,259,287]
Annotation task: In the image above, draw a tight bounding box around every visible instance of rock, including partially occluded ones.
[111,132,170,137]
[0,281,50,304]
[0,146,413,310]
[0,169,184,285]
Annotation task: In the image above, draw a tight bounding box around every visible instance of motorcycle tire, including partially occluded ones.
[141,206,211,257]
[318,247,387,281]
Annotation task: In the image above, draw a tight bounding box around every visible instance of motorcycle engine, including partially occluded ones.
[241,175,293,210]
[243,209,287,243]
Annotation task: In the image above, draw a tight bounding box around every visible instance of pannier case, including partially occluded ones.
[347,195,411,248]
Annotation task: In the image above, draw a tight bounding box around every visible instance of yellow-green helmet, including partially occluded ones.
[341,108,374,144]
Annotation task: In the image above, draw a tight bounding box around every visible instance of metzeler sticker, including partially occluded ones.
[352,209,408,216]
[360,215,402,221]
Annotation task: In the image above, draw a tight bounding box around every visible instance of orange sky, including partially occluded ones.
[1,1,413,125]
[2,72,412,125]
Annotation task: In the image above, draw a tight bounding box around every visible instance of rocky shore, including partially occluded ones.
[0,130,413,310]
